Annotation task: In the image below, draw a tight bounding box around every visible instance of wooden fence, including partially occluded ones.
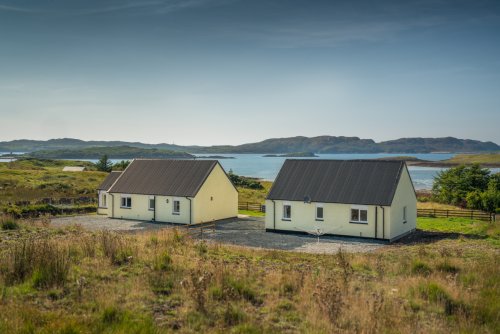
[417,209,495,222]
[238,202,265,212]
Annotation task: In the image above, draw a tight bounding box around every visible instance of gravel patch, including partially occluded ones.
[50,215,386,253]
[50,215,174,231]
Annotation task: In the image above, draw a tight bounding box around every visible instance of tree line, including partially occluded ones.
[432,164,500,213]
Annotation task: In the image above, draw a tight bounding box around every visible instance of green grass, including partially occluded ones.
[0,158,107,203]
[443,153,500,165]
[417,217,500,245]
[237,181,272,204]
[0,217,498,333]
[238,210,265,217]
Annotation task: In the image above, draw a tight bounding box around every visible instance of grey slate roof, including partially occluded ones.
[266,159,406,206]
[97,171,122,190]
[107,159,218,197]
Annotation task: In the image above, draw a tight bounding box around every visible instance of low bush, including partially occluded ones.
[411,260,433,276]
[100,231,134,265]
[1,239,70,288]
[1,217,19,230]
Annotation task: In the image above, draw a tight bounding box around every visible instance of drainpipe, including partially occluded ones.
[153,195,156,222]
[375,206,378,239]
[272,200,276,230]
[379,206,385,239]
[186,197,192,225]
[110,194,114,218]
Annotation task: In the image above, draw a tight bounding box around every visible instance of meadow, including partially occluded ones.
[0,215,498,333]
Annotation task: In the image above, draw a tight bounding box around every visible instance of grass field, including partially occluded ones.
[0,159,106,203]
[443,153,500,165]
[0,215,498,333]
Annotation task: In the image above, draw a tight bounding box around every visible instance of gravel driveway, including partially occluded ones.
[51,215,385,253]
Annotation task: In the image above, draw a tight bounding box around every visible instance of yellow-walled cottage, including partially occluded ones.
[97,159,238,224]
[265,159,416,242]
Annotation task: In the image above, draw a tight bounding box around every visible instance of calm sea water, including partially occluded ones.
[2,152,498,191]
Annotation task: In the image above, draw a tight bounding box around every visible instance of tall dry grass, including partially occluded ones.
[0,219,498,333]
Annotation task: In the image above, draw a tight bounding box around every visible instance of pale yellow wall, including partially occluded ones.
[109,193,192,224]
[387,165,417,240]
[265,199,386,239]
[110,193,155,221]
[97,190,110,215]
[154,196,191,224]
[192,164,238,224]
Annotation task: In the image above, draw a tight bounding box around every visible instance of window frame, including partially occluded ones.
[350,206,368,224]
[120,196,132,209]
[172,199,180,215]
[282,203,291,221]
[100,193,107,208]
[148,196,155,211]
[315,204,324,221]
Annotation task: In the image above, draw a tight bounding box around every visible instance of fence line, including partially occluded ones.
[238,202,265,212]
[1,197,97,206]
[417,209,495,222]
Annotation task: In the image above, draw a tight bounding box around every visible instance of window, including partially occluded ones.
[101,193,107,208]
[403,206,407,223]
[121,196,132,208]
[149,197,155,211]
[173,200,180,214]
[350,208,368,224]
[316,204,324,220]
[283,204,291,220]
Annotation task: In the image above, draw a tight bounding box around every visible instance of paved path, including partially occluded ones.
[51,215,385,253]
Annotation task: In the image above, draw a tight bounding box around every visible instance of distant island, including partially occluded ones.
[21,146,194,160]
[263,152,319,158]
[379,153,500,168]
[0,136,498,154]
[195,156,235,159]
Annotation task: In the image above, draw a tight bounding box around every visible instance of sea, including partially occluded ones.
[2,152,499,191]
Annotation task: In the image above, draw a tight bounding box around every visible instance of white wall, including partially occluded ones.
[265,200,386,239]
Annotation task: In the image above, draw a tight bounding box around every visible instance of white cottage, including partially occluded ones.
[97,159,238,224]
[265,159,416,242]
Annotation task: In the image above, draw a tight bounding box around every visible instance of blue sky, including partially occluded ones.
[0,0,499,145]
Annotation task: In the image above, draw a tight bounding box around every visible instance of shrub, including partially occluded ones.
[436,261,460,274]
[100,231,134,265]
[417,282,467,316]
[1,218,19,230]
[411,261,433,276]
[0,239,70,288]
[101,306,125,325]
[225,276,260,304]
[223,304,246,326]
[154,251,172,271]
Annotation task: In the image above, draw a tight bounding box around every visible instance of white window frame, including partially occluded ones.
[282,203,291,220]
[100,192,107,208]
[403,206,407,223]
[148,196,155,211]
[315,203,324,221]
[120,195,132,209]
[350,205,368,224]
[173,199,180,215]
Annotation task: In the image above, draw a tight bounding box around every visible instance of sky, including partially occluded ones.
[0,0,499,145]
